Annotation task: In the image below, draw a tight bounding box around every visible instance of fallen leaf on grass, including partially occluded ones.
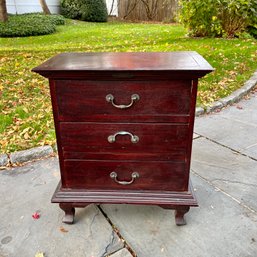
[60,226,68,233]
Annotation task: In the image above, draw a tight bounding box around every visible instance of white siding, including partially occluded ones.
[106,0,118,16]
[7,0,117,16]
[6,0,60,14]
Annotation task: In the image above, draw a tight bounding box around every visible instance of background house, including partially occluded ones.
[6,0,118,16]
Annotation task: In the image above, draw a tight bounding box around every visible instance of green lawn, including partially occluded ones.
[0,19,257,153]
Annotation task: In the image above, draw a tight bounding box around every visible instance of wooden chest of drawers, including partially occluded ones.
[33,52,213,225]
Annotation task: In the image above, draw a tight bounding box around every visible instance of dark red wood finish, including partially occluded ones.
[63,160,187,191]
[32,52,214,226]
[60,122,189,161]
[54,79,192,122]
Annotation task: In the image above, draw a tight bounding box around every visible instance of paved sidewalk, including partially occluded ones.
[1,91,257,257]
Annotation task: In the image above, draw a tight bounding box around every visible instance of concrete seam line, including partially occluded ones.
[191,169,256,214]
[198,134,257,162]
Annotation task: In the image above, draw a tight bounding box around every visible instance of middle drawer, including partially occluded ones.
[60,122,189,161]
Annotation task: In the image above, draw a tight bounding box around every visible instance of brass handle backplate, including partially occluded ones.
[110,171,139,185]
[106,94,139,109]
[108,131,139,143]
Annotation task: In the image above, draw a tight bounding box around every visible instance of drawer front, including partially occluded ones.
[55,80,192,122]
[62,160,188,191]
[60,123,189,161]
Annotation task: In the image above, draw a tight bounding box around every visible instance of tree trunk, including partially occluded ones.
[140,0,159,20]
[0,0,8,22]
[39,0,51,14]
[118,0,138,19]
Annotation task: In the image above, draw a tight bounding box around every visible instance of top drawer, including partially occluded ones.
[54,80,192,123]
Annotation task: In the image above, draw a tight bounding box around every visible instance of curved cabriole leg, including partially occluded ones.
[175,206,190,226]
[59,203,75,224]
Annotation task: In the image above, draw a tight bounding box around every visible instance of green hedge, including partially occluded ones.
[0,13,65,37]
[46,14,66,25]
[81,0,108,22]
[60,0,108,22]
[179,0,257,38]
[60,0,82,19]
[247,25,257,39]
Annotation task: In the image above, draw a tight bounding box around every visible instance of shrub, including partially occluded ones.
[0,13,65,37]
[81,0,108,22]
[218,0,257,37]
[179,0,221,37]
[60,0,108,22]
[47,14,66,25]
[19,13,65,25]
[247,25,257,39]
[179,0,257,38]
[60,0,82,19]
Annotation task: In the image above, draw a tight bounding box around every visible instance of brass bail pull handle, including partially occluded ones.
[106,94,140,109]
[108,131,139,143]
[110,172,140,185]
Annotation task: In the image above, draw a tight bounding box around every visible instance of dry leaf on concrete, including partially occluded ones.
[35,253,44,257]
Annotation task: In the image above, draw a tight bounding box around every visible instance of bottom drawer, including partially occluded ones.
[62,160,188,191]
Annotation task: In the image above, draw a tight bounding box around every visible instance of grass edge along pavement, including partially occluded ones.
[196,69,257,115]
[0,68,256,168]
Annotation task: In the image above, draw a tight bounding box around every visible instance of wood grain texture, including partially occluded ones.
[32,52,214,80]
[62,160,187,191]
[55,79,192,122]
[32,52,214,72]
[52,180,198,206]
[60,122,189,161]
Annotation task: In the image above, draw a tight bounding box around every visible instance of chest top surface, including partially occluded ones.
[32,52,214,79]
